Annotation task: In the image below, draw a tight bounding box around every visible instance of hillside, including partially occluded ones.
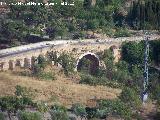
[0,67,121,107]
[0,0,160,49]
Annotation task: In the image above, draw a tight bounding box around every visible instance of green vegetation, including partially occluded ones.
[119,87,141,109]
[0,85,35,120]
[150,40,160,66]
[114,28,131,38]
[0,112,5,120]
[57,52,75,76]
[0,0,159,48]
[80,74,121,88]
[31,54,56,80]
[17,111,42,120]
[36,102,49,113]
[0,41,160,119]
[71,103,87,119]
[127,0,160,30]
[96,99,132,119]
[15,85,35,99]
[78,40,160,119]
[50,104,69,120]
[47,51,58,65]
[77,57,92,74]
[0,96,33,120]
[36,71,56,80]
[122,41,145,65]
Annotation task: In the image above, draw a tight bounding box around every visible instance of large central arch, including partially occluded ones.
[75,52,100,74]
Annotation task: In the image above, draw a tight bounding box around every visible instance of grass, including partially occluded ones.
[36,72,56,80]
[0,68,121,107]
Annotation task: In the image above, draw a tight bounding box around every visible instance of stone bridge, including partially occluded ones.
[0,40,121,71]
[0,34,160,72]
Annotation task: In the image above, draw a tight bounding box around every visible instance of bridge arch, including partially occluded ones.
[75,52,100,74]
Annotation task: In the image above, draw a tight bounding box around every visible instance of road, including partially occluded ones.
[0,34,160,59]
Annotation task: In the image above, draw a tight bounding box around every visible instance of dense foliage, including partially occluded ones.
[57,52,75,75]
[96,99,132,119]
[0,0,159,48]
[127,0,160,30]
[119,87,141,109]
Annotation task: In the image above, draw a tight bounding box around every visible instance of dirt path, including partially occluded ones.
[140,101,157,120]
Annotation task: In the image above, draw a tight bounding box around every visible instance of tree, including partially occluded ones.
[87,19,99,35]
[58,52,75,75]
[102,49,115,80]
[122,41,145,65]
[1,20,27,44]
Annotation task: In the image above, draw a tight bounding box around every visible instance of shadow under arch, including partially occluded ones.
[75,52,100,74]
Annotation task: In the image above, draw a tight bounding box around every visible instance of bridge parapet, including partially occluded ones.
[0,41,121,71]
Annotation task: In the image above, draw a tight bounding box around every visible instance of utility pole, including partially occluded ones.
[142,32,150,103]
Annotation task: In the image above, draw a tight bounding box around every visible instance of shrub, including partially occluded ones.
[97,99,132,120]
[114,61,131,84]
[72,32,85,39]
[0,96,34,113]
[37,71,55,80]
[0,96,25,112]
[119,87,141,109]
[0,112,5,120]
[50,104,69,120]
[0,85,35,119]
[47,51,58,65]
[80,74,97,86]
[31,64,42,76]
[71,103,87,119]
[115,61,143,90]
[58,52,75,76]
[80,74,121,88]
[80,74,106,86]
[37,55,47,70]
[103,27,114,37]
[113,69,132,84]
[85,107,97,119]
[36,102,49,113]
[17,111,42,120]
[114,28,131,38]
[0,96,33,120]
[15,85,35,99]
[101,49,115,80]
